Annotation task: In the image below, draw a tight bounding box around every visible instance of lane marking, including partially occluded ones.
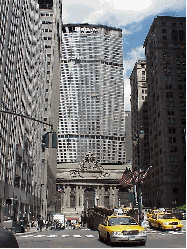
[86,235,94,238]
[73,235,82,237]
[34,235,46,237]
[61,235,69,237]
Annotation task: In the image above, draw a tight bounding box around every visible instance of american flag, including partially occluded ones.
[119,169,148,187]
[57,185,64,193]
[139,170,148,184]
[119,171,134,187]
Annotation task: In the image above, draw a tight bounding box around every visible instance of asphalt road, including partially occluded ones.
[16,226,186,248]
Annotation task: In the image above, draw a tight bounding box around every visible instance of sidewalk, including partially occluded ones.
[0,222,44,237]
[15,226,51,236]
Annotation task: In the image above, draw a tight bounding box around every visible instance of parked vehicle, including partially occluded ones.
[0,229,19,248]
[147,209,160,218]
[52,214,65,229]
[172,209,186,220]
[98,215,147,246]
[148,212,183,231]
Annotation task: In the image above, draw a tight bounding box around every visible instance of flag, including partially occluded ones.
[132,171,139,184]
[58,185,64,193]
[139,170,148,184]
[119,171,134,187]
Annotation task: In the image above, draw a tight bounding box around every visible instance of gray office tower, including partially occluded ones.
[58,24,125,164]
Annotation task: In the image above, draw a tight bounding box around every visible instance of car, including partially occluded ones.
[0,229,19,248]
[147,209,160,218]
[98,215,147,246]
[148,213,183,231]
[172,209,186,220]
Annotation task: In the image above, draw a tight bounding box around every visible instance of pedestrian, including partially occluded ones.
[140,212,145,227]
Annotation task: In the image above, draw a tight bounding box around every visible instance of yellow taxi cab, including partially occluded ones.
[147,209,160,218]
[148,213,183,231]
[74,223,81,229]
[98,215,147,246]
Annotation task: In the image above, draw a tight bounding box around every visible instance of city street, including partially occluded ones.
[16,221,186,248]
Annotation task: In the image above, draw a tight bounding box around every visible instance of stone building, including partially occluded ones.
[130,59,149,172]
[143,16,186,208]
[56,154,132,221]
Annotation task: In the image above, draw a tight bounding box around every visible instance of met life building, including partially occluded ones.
[58,24,125,164]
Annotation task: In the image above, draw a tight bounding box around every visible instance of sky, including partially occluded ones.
[61,0,186,111]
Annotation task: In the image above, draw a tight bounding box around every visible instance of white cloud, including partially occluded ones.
[123,46,145,111]
[62,0,186,26]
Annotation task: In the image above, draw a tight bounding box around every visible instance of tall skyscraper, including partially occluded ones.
[0,0,46,221]
[124,111,132,164]
[58,24,125,164]
[143,16,186,208]
[130,60,149,172]
[38,0,62,220]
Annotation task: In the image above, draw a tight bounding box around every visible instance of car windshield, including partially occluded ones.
[108,217,137,226]
[158,214,175,219]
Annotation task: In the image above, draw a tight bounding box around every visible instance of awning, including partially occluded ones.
[66,217,79,221]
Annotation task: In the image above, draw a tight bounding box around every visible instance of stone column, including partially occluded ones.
[95,186,100,206]
[114,186,118,207]
[62,186,66,209]
[80,186,84,211]
[109,186,113,206]
[75,186,79,211]
[101,186,105,207]
[67,186,70,208]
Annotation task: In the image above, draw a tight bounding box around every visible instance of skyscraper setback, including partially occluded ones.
[58,24,125,164]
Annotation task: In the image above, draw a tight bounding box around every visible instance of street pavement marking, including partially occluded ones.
[86,235,94,238]
[34,235,46,237]
[47,235,57,237]
[20,235,29,237]
[61,235,69,237]
[73,235,82,238]
[28,235,34,236]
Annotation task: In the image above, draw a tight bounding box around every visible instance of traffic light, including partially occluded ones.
[42,133,49,151]
[52,132,57,148]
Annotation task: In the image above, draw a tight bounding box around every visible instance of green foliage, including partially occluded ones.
[177,205,186,210]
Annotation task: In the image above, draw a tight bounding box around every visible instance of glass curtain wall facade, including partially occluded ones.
[58,24,125,164]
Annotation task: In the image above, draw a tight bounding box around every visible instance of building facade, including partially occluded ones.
[143,16,186,208]
[58,24,125,164]
[38,0,62,221]
[56,154,132,221]
[130,60,149,172]
[0,0,46,222]
[124,111,132,164]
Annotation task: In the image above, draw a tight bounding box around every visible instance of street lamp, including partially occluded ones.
[132,126,144,225]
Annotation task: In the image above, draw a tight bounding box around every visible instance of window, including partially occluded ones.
[167,109,174,115]
[179,101,185,107]
[162,36,167,40]
[172,29,178,41]
[169,128,176,134]
[162,29,166,33]
[169,137,177,143]
[166,92,173,98]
